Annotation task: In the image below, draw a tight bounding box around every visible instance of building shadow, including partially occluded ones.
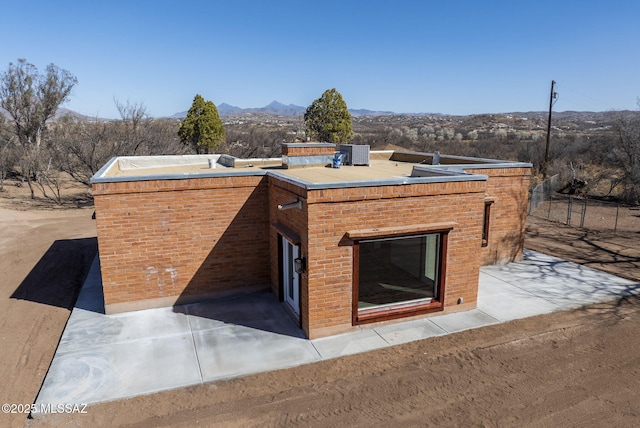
[495,188,529,263]
[174,291,306,339]
[177,184,271,300]
[11,237,98,310]
[170,183,304,338]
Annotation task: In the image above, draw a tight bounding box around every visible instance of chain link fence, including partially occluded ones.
[528,174,560,214]
[529,189,640,235]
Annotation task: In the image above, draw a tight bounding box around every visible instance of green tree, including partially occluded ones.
[0,59,77,199]
[304,88,353,144]
[178,94,225,154]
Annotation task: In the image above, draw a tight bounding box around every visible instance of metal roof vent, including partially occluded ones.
[433,151,440,165]
[339,144,370,166]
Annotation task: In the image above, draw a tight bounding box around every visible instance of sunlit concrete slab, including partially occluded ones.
[194,325,320,382]
[311,329,389,358]
[58,307,191,353]
[429,309,500,333]
[36,333,201,406]
[483,250,640,311]
[478,272,561,321]
[374,318,448,345]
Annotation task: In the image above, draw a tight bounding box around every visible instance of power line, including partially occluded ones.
[555,83,609,111]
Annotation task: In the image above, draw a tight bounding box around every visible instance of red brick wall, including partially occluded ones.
[282,144,335,157]
[93,176,270,312]
[93,161,530,337]
[468,167,531,265]
[302,180,487,338]
[268,178,309,328]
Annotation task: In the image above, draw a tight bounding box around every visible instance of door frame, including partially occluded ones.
[280,234,300,318]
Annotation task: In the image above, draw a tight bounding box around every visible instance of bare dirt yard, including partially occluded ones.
[2,181,640,427]
[526,215,640,282]
[0,181,97,428]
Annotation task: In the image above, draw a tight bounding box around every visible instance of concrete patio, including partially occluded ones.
[33,250,640,412]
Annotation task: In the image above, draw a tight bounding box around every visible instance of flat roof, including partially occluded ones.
[91,150,531,190]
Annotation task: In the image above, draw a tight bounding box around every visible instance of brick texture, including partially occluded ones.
[302,180,486,337]
[93,162,530,338]
[470,167,531,265]
[281,144,336,157]
[94,176,270,311]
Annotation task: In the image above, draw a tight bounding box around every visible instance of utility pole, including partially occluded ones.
[542,80,557,179]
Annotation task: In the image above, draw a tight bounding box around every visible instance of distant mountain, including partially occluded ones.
[55,107,96,121]
[349,108,395,117]
[170,101,303,118]
[217,102,244,114]
[1,106,96,121]
[170,101,402,118]
[251,100,305,116]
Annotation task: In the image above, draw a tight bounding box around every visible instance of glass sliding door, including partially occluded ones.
[281,235,300,316]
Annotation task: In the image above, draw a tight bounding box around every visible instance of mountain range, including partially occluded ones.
[2,103,628,124]
[171,100,396,118]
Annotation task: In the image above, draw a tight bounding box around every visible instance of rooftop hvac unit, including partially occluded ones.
[339,144,370,166]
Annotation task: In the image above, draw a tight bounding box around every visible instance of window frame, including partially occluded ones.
[482,201,493,247]
[352,229,449,325]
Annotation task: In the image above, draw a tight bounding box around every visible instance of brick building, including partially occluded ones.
[91,144,531,339]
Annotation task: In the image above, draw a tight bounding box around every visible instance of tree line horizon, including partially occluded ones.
[1,59,638,205]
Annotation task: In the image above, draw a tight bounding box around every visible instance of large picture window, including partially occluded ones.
[354,232,447,324]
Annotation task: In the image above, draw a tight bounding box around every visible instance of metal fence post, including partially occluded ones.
[567,196,573,225]
[580,197,586,228]
[614,203,619,234]
[547,193,552,220]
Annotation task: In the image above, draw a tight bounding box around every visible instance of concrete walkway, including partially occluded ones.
[34,250,640,411]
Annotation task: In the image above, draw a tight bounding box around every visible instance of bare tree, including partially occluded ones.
[0,130,17,192]
[611,106,640,204]
[52,115,112,186]
[32,146,66,204]
[52,102,187,187]
[114,99,149,154]
[0,59,77,198]
[443,127,455,141]
[113,99,187,156]
[494,129,508,141]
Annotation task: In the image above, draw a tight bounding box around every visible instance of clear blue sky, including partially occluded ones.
[3,0,639,118]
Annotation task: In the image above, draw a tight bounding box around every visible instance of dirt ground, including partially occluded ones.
[2,181,640,427]
[526,216,640,282]
[530,196,640,238]
[0,181,98,428]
